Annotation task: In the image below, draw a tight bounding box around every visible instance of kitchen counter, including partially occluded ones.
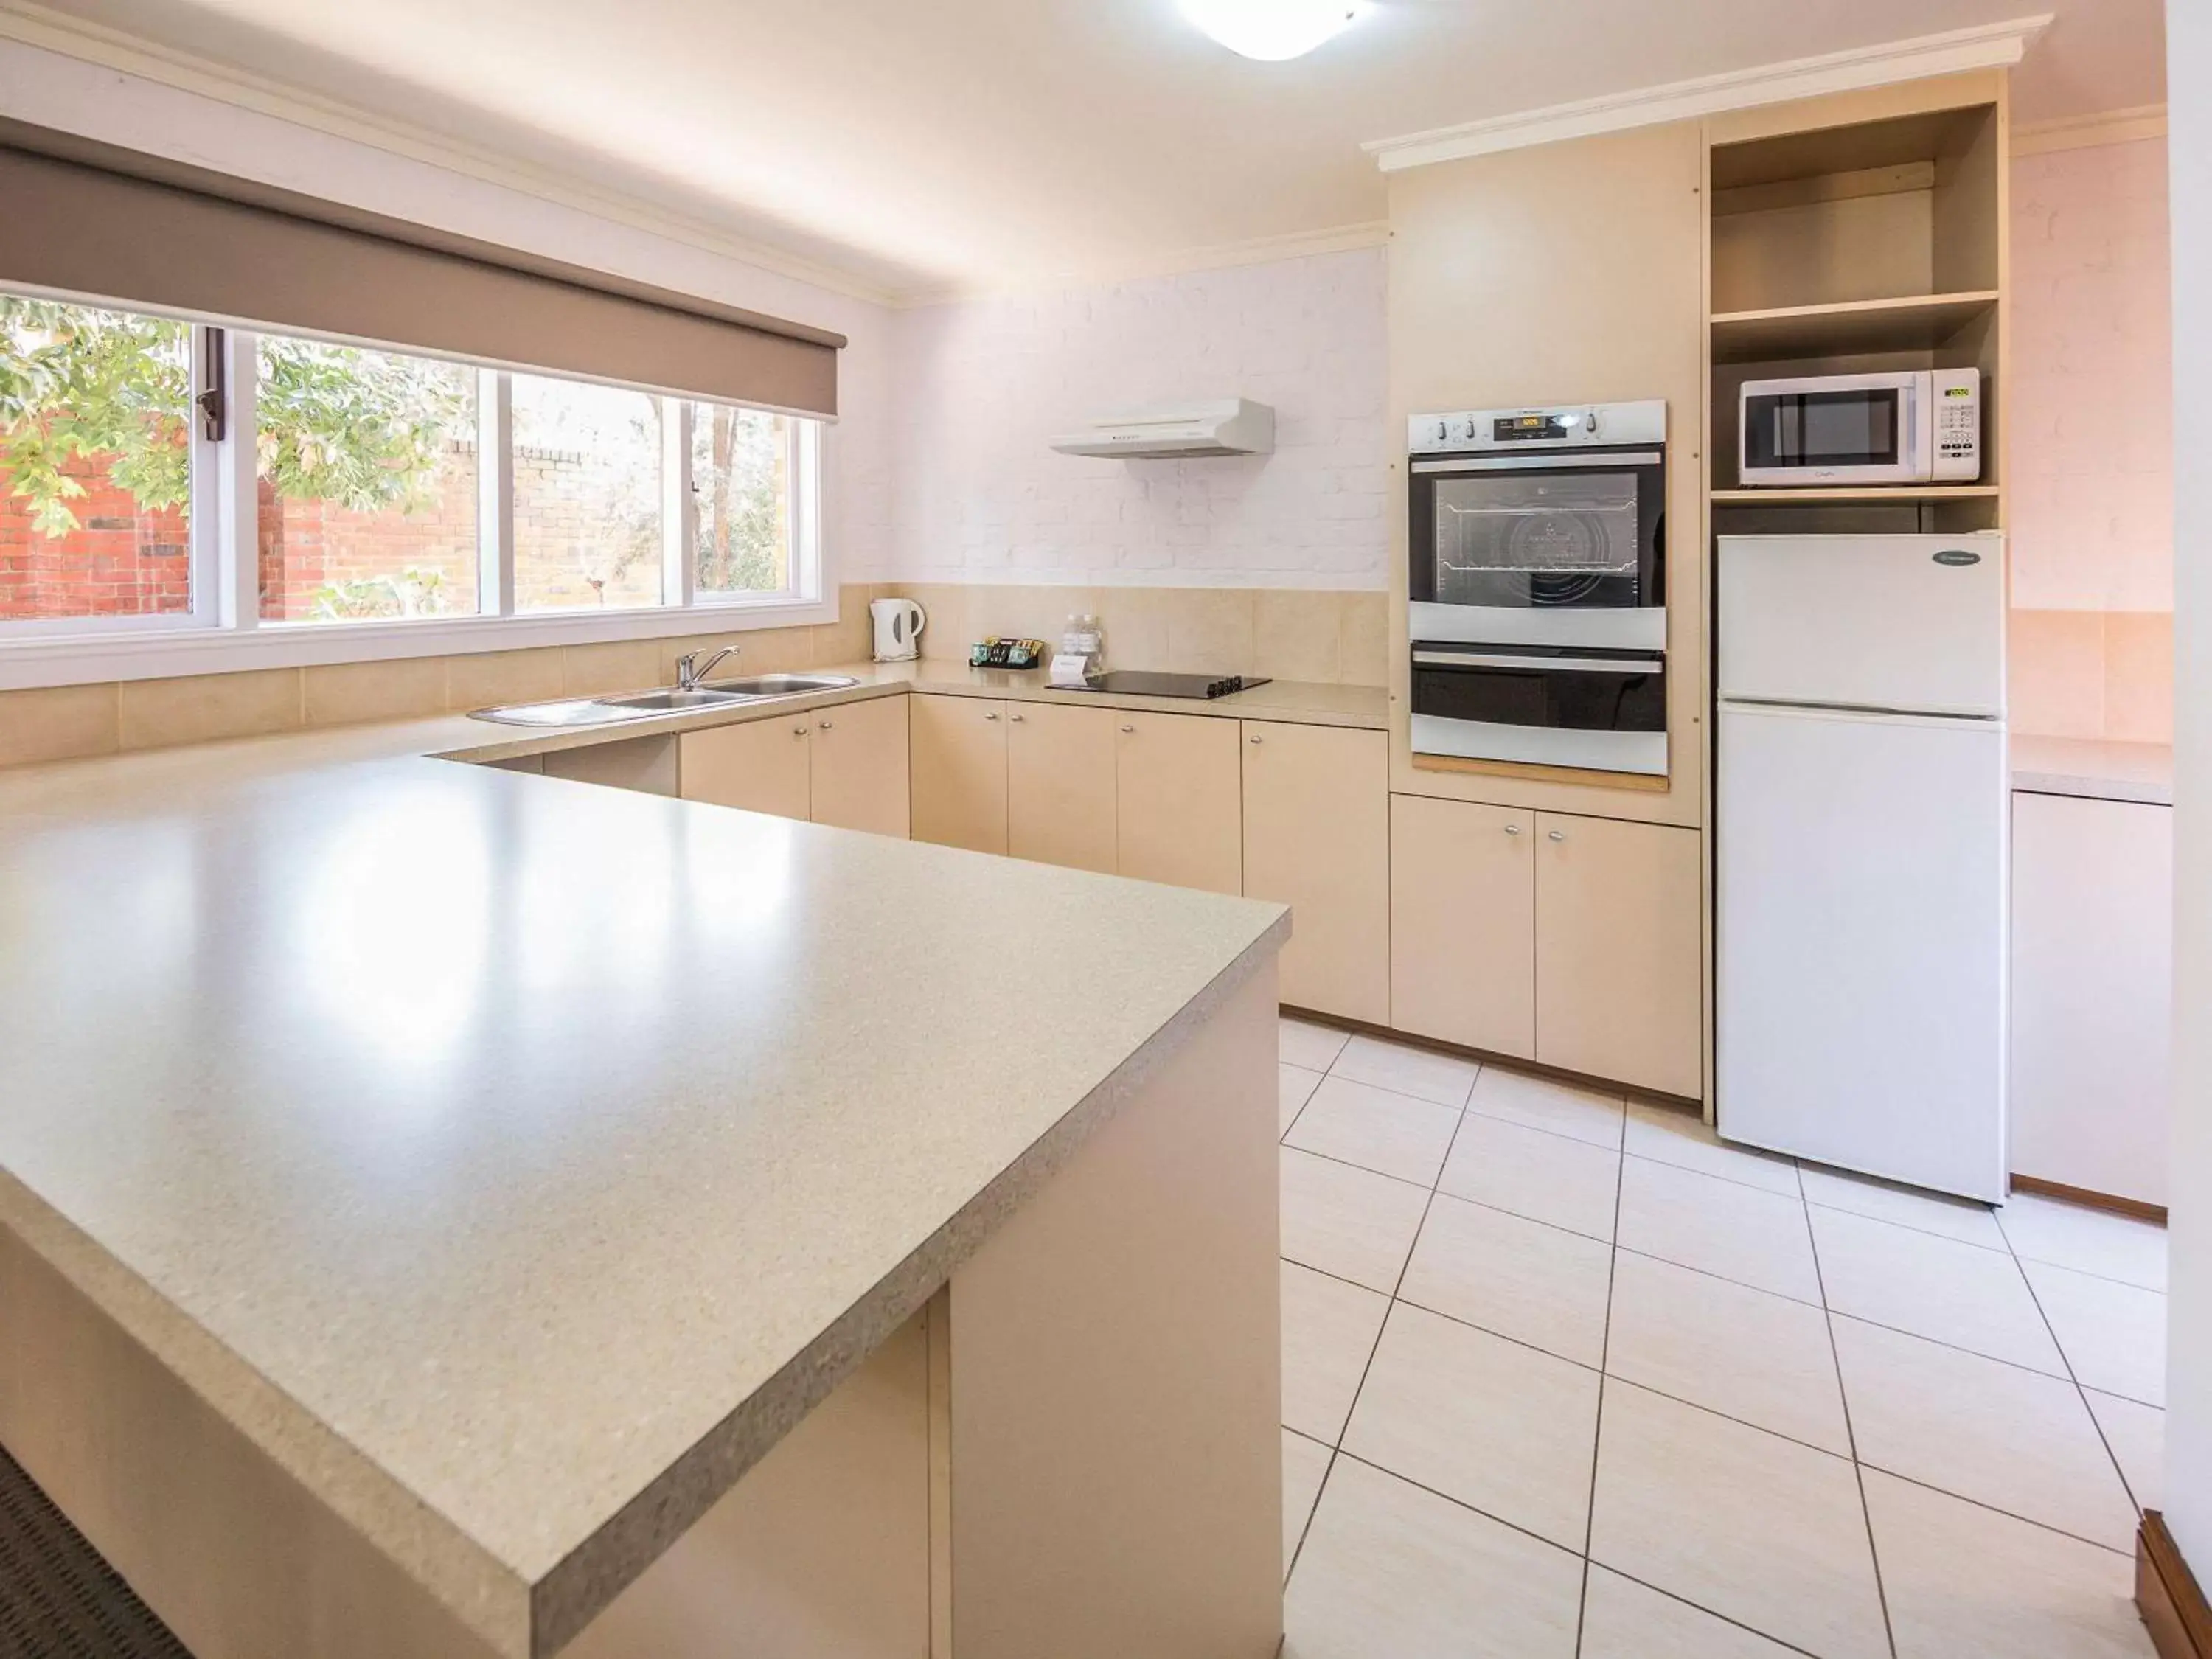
[2010,735,2174,806]
[0,694,1290,1657]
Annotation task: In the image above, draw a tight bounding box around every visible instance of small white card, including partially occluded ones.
[1048,653,1096,688]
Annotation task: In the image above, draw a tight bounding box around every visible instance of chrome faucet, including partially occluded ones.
[675,646,738,690]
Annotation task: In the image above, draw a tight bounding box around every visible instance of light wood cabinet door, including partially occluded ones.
[680,717,813,820]
[810,696,911,838]
[910,694,1009,854]
[1242,722,1389,1024]
[1534,812,1702,1097]
[1114,712,1242,894]
[1389,794,1536,1059]
[1007,703,1118,872]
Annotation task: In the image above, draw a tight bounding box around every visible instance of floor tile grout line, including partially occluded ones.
[1802,1191,1901,1659]
[1575,1121,1632,1659]
[1589,1564,1833,1659]
[1997,1207,2155,1520]
[1860,1464,2146,1559]
[1287,1225,2113,1396]
[1284,1067,1475,1593]
[1328,1443,1835,1659]
[1279,1141,1438,1197]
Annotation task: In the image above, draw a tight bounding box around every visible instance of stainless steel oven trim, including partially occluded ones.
[1408,602,1668,652]
[1410,714,1669,776]
[1411,451,1663,476]
[1412,650,1664,673]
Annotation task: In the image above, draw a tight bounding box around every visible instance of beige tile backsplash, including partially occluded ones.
[2008,608,2174,745]
[0,582,1388,769]
[891,584,1389,686]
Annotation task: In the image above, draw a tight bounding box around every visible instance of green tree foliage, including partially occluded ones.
[0,298,191,539]
[0,297,467,539]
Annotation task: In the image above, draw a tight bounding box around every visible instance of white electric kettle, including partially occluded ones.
[871,597,927,662]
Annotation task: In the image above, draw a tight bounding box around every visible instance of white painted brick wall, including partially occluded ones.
[2010,138,2174,612]
[885,248,1389,588]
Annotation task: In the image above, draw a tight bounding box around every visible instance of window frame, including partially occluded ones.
[0,288,835,692]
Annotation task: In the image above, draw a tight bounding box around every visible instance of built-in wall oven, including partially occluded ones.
[1407,400,1669,776]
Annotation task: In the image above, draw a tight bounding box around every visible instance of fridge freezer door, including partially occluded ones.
[1717,702,2008,1201]
[1717,533,2006,717]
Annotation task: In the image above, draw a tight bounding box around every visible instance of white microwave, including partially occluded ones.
[1739,368,1980,487]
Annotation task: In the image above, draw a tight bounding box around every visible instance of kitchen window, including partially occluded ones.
[0,286,827,678]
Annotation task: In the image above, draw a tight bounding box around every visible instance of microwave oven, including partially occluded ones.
[1738,369,1980,487]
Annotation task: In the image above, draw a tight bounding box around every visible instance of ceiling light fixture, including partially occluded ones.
[1178,0,1368,61]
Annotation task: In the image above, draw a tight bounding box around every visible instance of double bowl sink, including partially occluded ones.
[470,674,860,728]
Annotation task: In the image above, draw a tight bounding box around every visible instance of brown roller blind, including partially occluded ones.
[0,119,844,418]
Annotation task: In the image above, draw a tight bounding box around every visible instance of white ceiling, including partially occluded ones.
[21,0,2170,299]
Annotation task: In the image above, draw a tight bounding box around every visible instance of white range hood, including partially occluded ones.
[1050,398,1276,459]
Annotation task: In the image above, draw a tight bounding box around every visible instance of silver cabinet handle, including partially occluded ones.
[1249,734,1263,745]
[818,720,834,731]
[1121,724,1135,734]
[984,711,1000,721]
[1009,712,1025,723]
[793,725,809,737]
[1504,824,1521,835]
[1548,830,1566,842]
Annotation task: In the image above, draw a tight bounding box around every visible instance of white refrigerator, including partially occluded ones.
[1716,532,2008,1202]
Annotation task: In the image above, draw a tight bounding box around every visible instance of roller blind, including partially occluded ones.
[0,118,844,418]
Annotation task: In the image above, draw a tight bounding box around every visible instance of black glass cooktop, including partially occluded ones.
[1077,672,1270,700]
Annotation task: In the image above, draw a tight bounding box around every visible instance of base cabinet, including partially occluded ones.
[1534,812,1703,1098]
[2010,790,2172,1207]
[1389,795,1536,1059]
[1116,712,1243,895]
[811,697,911,838]
[1388,795,1702,1096]
[1009,704,1119,873]
[681,718,813,820]
[1244,722,1389,1024]
[911,696,1010,854]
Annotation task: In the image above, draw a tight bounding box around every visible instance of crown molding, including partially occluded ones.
[2014,103,2168,155]
[0,0,905,308]
[1363,14,2054,173]
[893,220,1391,310]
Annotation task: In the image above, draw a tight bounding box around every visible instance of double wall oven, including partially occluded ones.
[1408,400,1669,776]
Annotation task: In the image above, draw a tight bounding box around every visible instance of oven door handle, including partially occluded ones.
[1411,451,1663,474]
[1413,650,1665,674]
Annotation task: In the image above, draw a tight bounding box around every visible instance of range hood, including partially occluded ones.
[1049,398,1276,459]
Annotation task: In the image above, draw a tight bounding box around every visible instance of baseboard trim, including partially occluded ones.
[1276,1005,1703,1113]
[2011,1173,2168,1224]
[2140,1512,2212,1659]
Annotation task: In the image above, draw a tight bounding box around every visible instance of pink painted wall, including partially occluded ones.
[2009,136,2174,742]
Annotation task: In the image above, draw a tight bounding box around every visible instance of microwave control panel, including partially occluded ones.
[1933,369,1983,481]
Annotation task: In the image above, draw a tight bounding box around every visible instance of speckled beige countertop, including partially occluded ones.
[2010,734,2174,806]
[0,671,1293,1657]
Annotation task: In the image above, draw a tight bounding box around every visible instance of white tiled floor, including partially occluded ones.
[1276,1017,2164,1659]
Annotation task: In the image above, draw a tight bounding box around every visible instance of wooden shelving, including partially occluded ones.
[1711,485,2000,505]
[1709,291,2000,364]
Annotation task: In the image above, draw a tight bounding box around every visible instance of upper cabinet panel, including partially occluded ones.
[1385,119,1707,419]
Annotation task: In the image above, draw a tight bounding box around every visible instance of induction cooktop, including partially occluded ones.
[1076,672,1270,700]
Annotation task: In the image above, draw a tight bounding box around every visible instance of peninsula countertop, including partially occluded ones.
[0,697,1290,1656]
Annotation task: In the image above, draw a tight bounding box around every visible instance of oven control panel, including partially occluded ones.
[1409,399,1668,454]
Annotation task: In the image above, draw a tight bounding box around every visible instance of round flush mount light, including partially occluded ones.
[1178,0,1369,60]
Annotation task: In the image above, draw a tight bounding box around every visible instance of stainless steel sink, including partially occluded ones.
[469,673,860,726]
[696,674,860,697]
[597,687,757,712]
